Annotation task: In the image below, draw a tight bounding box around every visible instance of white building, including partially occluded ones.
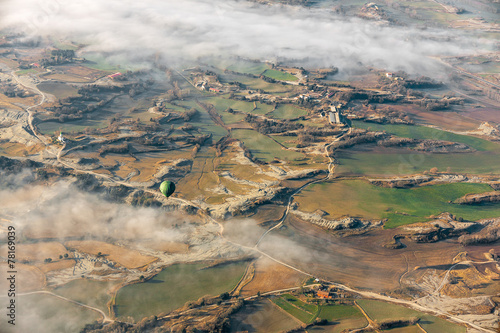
[58,132,65,143]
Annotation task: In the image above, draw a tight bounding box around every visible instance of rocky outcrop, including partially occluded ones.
[459,218,500,245]
[290,209,381,232]
[370,175,432,188]
[454,191,500,205]
[401,213,478,243]
[413,140,473,153]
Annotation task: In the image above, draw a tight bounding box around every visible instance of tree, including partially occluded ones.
[44,258,52,263]
[64,253,69,258]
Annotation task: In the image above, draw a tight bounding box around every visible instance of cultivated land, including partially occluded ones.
[1,4,500,330]
[115,262,247,321]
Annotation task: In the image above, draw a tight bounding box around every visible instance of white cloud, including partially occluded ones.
[1,0,493,76]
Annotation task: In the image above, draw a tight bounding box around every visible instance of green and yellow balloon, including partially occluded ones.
[159,180,176,198]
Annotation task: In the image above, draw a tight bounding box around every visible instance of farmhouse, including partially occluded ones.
[328,104,343,125]
[317,290,331,299]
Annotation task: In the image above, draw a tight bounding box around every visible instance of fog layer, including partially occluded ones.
[0,0,493,76]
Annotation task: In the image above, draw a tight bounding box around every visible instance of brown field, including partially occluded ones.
[36,260,75,273]
[0,263,45,292]
[247,204,287,225]
[176,148,219,200]
[0,242,67,263]
[43,73,93,83]
[0,94,38,110]
[60,65,108,79]
[138,241,189,253]
[24,223,84,240]
[64,240,158,269]
[0,141,45,156]
[410,109,481,132]
[128,156,169,183]
[440,262,500,298]
[0,57,19,68]
[240,257,305,296]
[258,215,474,294]
[42,65,107,83]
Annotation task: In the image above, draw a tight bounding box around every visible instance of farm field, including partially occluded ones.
[351,121,500,151]
[262,69,298,81]
[0,293,100,333]
[309,304,368,333]
[230,299,300,333]
[270,104,307,119]
[219,73,297,93]
[53,279,117,314]
[294,180,500,228]
[37,82,79,100]
[64,241,158,269]
[335,147,500,176]
[226,60,269,75]
[231,129,304,162]
[240,257,305,296]
[271,294,316,324]
[115,262,247,321]
[356,300,466,333]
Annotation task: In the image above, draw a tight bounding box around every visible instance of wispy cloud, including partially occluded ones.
[1,0,493,76]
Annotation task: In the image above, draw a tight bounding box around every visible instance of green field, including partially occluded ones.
[272,295,316,324]
[220,73,297,93]
[176,99,228,141]
[230,300,299,333]
[37,82,80,100]
[284,294,318,313]
[15,68,39,75]
[356,300,466,333]
[83,53,123,71]
[53,279,116,313]
[205,97,270,124]
[0,293,100,333]
[317,304,364,321]
[295,180,500,228]
[115,262,246,321]
[226,61,269,75]
[336,148,500,176]
[262,69,298,82]
[270,104,307,119]
[232,129,305,162]
[37,118,108,135]
[308,304,368,333]
[352,121,500,152]
[272,135,298,148]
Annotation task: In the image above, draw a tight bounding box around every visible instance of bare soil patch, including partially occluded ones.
[64,240,158,269]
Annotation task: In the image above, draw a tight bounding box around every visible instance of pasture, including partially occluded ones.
[115,262,247,321]
[356,300,466,333]
[232,129,304,162]
[294,180,500,228]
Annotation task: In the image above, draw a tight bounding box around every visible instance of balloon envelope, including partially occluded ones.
[160,181,175,198]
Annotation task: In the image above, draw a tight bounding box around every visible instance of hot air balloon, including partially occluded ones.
[159,180,176,198]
